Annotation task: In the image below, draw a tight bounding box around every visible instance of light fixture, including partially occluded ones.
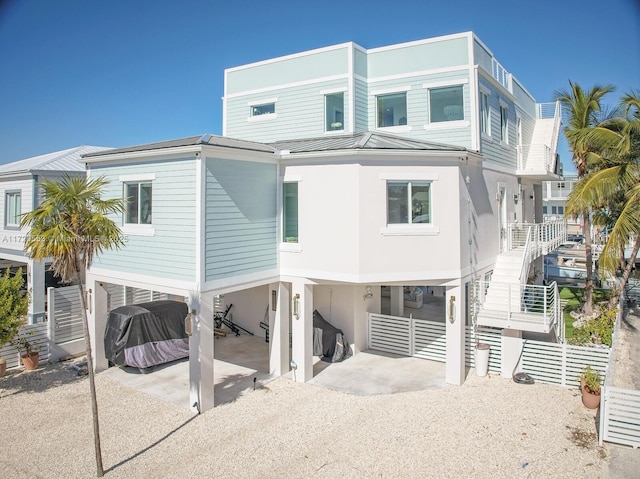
[513,194,519,204]
[448,296,456,323]
[363,286,373,300]
[271,290,277,311]
[293,293,300,319]
[185,309,195,336]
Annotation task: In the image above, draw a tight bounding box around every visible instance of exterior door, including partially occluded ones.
[499,185,507,252]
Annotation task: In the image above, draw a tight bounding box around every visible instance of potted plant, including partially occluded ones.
[0,267,30,376]
[12,331,40,371]
[580,366,601,409]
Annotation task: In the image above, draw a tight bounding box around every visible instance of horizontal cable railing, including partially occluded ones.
[472,280,560,329]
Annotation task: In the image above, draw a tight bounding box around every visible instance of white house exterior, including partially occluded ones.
[84,32,564,412]
[0,146,111,323]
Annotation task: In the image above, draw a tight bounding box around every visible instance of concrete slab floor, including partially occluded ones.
[307,349,449,395]
[100,336,449,410]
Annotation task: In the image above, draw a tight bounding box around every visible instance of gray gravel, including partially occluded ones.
[1,360,607,478]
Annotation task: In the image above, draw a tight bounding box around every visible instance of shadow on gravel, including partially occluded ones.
[0,360,86,398]
[105,414,198,474]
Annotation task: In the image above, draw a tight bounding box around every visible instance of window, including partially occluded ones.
[125,182,152,224]
[542,206,548,214]
[251,103,275,117]
[551,206,557,214]
[387,181,431,224]
[283,182,298,243]
[558,206,564,214]
[500,104,509,144]
[377,93,407,127]
[5,191,21,228]
[325,92,344,131]
[429,85,464,122]
[480,92,491,134]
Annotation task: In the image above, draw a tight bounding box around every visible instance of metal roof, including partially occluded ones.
[80,131,470,163]
[83,134,276,159]
[270,131,469,154]
[0,145,112,176]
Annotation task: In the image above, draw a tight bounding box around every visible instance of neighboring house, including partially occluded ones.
[84,31,564,412]
[0,146,111,323]
[542,172,581,233]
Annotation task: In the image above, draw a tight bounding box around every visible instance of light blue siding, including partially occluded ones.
[368,71,472,148]
[354,77,368,131]
[354,48,367,77]
[512,80,536,118]
[368,37,468,78]
[226,78,350,142]
[478,78,517,168]
[473,39,493,76]
[226,47,349,95]
[204,158,277,281]
[91,158,197,281]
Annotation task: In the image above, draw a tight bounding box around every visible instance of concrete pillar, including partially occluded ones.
[189,291,215,413]
[445,284,465,385]
[269,282,290,376]
[501,329,523,378]
[27,259,45,323]
[88,279,109,371]
[390,286,404,317]
[291,280,313,382]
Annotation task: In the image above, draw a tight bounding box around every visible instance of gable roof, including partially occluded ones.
[269,131,470,154]
[0,145,111,177]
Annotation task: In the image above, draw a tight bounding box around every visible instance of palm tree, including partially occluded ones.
[556,81,615,315]
[21,175,124,477]
[568,91,640,304]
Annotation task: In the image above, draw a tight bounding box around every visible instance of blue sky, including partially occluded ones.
[0,0,638,173]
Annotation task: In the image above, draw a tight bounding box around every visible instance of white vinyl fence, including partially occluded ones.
[367,313,446,362]
[48,285,85,361]
[599,303,640,448]
[0,323,50,369]
[370,313,611,389]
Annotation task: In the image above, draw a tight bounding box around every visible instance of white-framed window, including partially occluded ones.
[500,104,509,144]
[124,182,152,225]
[429,85,464,123]
[387,181,431,225]
[5,190,21,229]
[480,91,491,135]
[283,182,298,243]
[543,206,548,214]
[325,92,344,131]
[251,102,275,117]
[377,92,407,128]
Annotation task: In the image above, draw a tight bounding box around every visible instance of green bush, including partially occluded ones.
[568,306,616,346]
[0,267,29,349]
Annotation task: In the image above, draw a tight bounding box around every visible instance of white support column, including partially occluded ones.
[390,286,404,317]
[28,259,46,323]
[189,291,215,413]
[269,282,290,376]
[445,284,465,385]
[291,280,313,383]
[501,329,523,378]
[88,279,109,371]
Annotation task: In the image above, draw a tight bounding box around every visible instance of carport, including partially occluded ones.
[101,334,271,408]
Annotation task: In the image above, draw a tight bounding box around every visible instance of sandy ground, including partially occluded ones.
[1,361,607,479]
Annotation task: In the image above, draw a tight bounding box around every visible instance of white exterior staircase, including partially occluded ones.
[474,221,566,338]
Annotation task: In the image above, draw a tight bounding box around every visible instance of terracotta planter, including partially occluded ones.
[21,352,39,371]
[581,384,601,409]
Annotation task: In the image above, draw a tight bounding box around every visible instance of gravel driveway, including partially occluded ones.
[0,360,607,478]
